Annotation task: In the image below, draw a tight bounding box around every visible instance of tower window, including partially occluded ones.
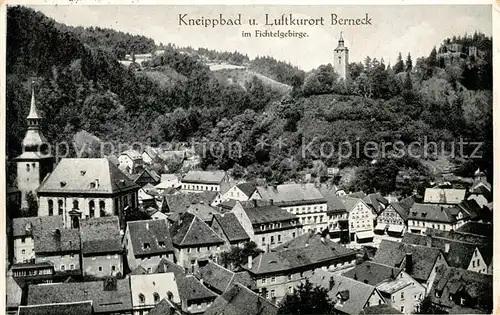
[99,200,106,216]
[338,56,342,64]
[48,199,54,216]
[32,163,36,169]
[89,200,95,218]
[26,164,30,172]
[58,200,63,215]
[73,200,79,210]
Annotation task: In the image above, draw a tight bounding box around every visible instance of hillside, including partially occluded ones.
[212,68,291,95]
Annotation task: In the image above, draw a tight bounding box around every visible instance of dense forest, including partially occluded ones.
[6,6,493,195]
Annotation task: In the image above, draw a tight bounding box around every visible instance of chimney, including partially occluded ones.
[444,243,450,254]
[253,199,258,208]
[95,179,100,188]
[103,276,117,291]
[269,199,274,206]
[248,256,253,269]
[405,253,413,274]
[329,276,335,290]
[53,229,61,237]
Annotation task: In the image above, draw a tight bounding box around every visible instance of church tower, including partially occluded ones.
[14,84,54,209]
[333,32,349,80]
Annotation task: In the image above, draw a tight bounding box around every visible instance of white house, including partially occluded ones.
[221,182,255,202]
[118,150,144,174]
[342,197,376,242]
[180,171,229,193]
[130,272,181,315]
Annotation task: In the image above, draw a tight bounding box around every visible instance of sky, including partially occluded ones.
[30,5,492,70]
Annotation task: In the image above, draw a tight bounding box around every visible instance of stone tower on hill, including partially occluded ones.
[14,84,54,209]
[333,32,349,80]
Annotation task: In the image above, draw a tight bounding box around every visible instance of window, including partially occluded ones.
[473,261,475,267]
[197,247,201,252]
[99,200,105,216]
[159,241,165,248]
[58,200,63,215]
[292,232,296,238]
[98,266,103,272]
[401,292,405,300]
[338,56,341,64]
[271,277,276,283]
[112,265,116,271]
[187,248,191,253]
[261,278,266,284]
[61,265,66,271]
[278,234,282,243]
[153,292,160,304]
[89,200,95,218]
[26,164,30,172]
[70,264,74,270]
[21,237,25,244]
[139,294,145,304]
[400,306,405,313]
[288,286,293,293]
[143,243,151,250]
[270,236,275,244]
[262,237,265,246]
[271,289,275,298]
[48,200,54,216]
[21,249,25,254]
[288,274,292,281]
[73,200,79,210]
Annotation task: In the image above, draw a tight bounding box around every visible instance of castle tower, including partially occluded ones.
[333,32,349,80]
[14,84,54,209]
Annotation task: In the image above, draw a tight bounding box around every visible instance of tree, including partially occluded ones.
[416,296,447,314]
[406,53,413,72]
[219,241,263,270]
[24,192,38,217]
[393,52,404,73]
[278,280,338,314]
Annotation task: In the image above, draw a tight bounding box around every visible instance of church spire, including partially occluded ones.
[339,31,344,45]
[27,82,41,129]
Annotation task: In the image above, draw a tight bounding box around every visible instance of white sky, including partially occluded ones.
[29,5,492,70]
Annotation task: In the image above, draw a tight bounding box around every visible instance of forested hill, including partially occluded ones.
[7,6,493,194]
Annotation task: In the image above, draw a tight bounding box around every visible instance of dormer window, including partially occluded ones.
[159,241,165,248]
[143,243,150,250]
[80,170,86,176]
[90,182,96,188]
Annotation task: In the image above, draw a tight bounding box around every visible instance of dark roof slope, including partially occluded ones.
[164,191,219,213]
[181,171,226,184]
[197,261,256,294]
[171,213,224,247]
[408,203,458,223]
[456,222,493,238]
[37,158,139,194]
[18,301,93,315]
[79,216,122,255]
[212,213,249,242]
[363,193,389,215]
[389,202,410,221]
[177,275,218,302]
[430,265,492,313]
[239,200,298,224]
[318,187,347,214]
[127,219,174,257]
[147,298,178,315]
[373,240,442,282]
[205,283,278,315]
[27,279,132,313]
[13,216,64,238]
[33,228,80,254]
[343,261,402,286]
[236,182,256,197]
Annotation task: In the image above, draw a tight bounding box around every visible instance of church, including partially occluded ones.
[14,85,140,229]
[333,32,349,80]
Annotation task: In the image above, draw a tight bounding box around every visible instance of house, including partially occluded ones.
[428,265,492,314]
[180,170,229,193]
[343,261,426,314]
[407,200,481,234]
[138,184,160,210]
[204,283,279,315]
[221,182,256,202]
[309,270,386,315]
[456,221,493,238]
[186,203,220,223]
[244,233,357,303]
[79,216,123,278]
[134,168,161,187]
[230,200,302,252]
[18,301,93,315]
[130,256,185,278]
[148,298,181,315]
[318,186,348,238]
[32,227,81,276]
[342,197,376,243]
[363,193,389,216]
[36,158,140,229]
[142,146,159,165]
[162,191,222,217]
[372,240,448,292]
[176,274,218,314]
[402,231,492,274]
[170,212,226,272]
[210,213,250,247]
[250,184,328,233]
[423,188,466,206]
[196,261,256,295]
[375,198,413,237]
[118,149,144,174]
[470,169,491,192]
[124,219,175,270]
[156,174,181,193]
[12,216,63,263]
[130,272,181,314]
[27,277,133,314]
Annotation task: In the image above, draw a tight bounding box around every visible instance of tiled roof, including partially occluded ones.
[235,182,256,197]
[309,270,379,315]
[430,265,492,313]
[181,171,226,184]
[79,216,122,255]
[130,257,185,278]
[147,299,178,315]
[254,183,325,206]
[423,188,466,204]
[456,222,493,238]
[347,191,367,199]
[211,213,249,242]
[343,261,402,286]
[33,228,80,254]
[37,158,139,194]
[197,261,256,294]
[218,199,237,211]
[171,213,225,247]
[247,240,356,275]
[318,187,347,214]
[120,149,142,160]
[27,279,133,313]
[127,219,174,257]
[164,192,219,213]
[186,203,220,222]
[387,202,410,221]
[408,203,458,223]
[143,146,159,160]
[12,216,63,238]
[273,233,355,256]
[373,240,442,282]
[204,283,278,315]
[6,275,23,309]
[176,275,218,302]
[239,200,299,224]
[363,193,388,215]
[18,301,93,315]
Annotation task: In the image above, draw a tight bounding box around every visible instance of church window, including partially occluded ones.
[89,200,95,218]
[153,292,160,303]
[99,201,106,216]
[139,294,145,304]
[58,200,63,215]
[48,199,54,216]
[73,200,79,210]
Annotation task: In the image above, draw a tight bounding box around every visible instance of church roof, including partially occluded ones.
[27,88,41,120]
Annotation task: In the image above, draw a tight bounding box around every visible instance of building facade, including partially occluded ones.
[333,32,349,80]
[180,171,229,193]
